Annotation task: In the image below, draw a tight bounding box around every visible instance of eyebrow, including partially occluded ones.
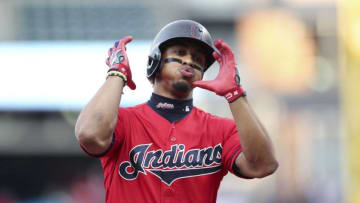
[172,42,205,57]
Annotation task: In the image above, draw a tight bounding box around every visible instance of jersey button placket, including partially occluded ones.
[164,188,173,196]
[169,123,176,142]
[163,188,176,203]
[162,123,176,203]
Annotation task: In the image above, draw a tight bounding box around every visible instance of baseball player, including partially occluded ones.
[75,20,278,203]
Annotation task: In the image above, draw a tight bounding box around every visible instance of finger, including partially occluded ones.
[105,57,110,66]
[122,35,133,45]
[212,51,221,63]
[213,51,221,61]
[108,48,113,56]
[214,39,222,47]
[192,80,216,92]
[127,79,136,90]
[220,41,234,59]
[216,40,235,64]
[117,36,133,53]
[215,39,233,55]
[214,39,228,61]
[218,41,229,63]
[114,41,119,48]
[119,36,133,49]
[214,39,224,52]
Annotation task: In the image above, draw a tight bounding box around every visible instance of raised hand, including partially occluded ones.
[192,39,245,103]
[106,36,136,90]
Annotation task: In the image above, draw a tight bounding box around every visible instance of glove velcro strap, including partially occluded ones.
[224,86,246,103]
[106,69,127,83]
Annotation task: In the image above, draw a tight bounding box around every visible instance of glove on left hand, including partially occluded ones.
[192,39,245,103]
[106,36,136,90]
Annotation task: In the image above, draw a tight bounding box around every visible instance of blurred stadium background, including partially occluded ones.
[0,0,358,202]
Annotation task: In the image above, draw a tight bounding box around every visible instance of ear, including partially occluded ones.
[154,70,162,82]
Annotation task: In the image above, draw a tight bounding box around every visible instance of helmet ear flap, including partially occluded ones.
[147,46,162,78]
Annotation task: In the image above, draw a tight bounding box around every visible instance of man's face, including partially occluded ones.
[155,40,207,98]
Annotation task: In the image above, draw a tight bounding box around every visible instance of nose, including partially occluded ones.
[181,54,193,65]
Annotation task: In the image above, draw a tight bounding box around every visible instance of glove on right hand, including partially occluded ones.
[106,36,136,90]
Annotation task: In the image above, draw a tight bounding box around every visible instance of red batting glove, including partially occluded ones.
[106,36,136,90]
[192,39,246,103]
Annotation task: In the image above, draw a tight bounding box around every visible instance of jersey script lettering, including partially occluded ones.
[119,143,223,185]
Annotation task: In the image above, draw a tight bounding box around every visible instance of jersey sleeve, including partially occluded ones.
[220,118,243,177]
[98,107,133,189]
[102,107,131,157]
[79,107,129,158]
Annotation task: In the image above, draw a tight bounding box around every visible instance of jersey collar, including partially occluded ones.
[146,93,193,123]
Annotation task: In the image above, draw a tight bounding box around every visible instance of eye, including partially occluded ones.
[192,55,205,67]
[193,55,202,63]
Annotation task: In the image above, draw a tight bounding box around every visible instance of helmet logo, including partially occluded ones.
[191,24,203,40]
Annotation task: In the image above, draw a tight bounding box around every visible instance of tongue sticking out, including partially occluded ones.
[180,68,194,78]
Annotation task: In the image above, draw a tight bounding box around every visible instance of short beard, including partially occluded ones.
[172,81,191,93]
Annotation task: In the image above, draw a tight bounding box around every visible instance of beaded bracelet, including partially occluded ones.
[106,69,127,83]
